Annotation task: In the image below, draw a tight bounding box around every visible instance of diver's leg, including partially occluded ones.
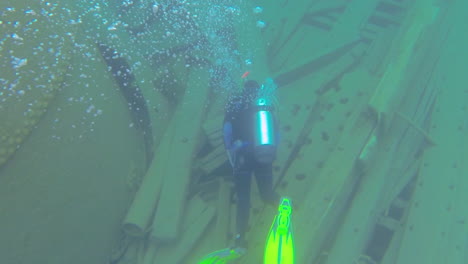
[254,162,280,207]
[233,156,251,248]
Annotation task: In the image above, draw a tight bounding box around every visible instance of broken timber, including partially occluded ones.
[150,67,211,242]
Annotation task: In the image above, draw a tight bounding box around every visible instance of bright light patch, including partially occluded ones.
[259,110,271,144]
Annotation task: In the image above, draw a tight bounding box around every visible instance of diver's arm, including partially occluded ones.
[223,121,233,149]
[223,120,238,167]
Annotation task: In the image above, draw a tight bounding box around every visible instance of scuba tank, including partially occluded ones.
[253,78,278,163]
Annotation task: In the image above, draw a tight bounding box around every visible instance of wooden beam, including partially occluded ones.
[149,196,216,264]
[150,67,211,242]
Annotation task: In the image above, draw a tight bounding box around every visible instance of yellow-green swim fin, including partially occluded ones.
[198,247,245,264]
[264,197,295,264]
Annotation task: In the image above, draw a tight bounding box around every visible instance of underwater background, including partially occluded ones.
[0,0,467,263]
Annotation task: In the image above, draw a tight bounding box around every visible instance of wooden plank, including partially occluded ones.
[380,194,413,264]
[262,0,327,72]
[324,3,445,259]
[368,2,440,134]
[380,182,415,264]
[150,196,216,264]
[392,198,408,209]
[201,115,224,148]
[362,25,398,76]
[394,84,466,263]
[393,1,468,261]
[122,122,176,237]
[196,144,228,177]
[214,178,233,247]
[297,99,376,264]
[271,47,366,197]
[150,68,211,242]
[379,216,401,232]
[274,38,361,87]
[360,23,380,43]
[324,137,396,263]
[329,2,458,263]
[322,0,379,46]
[276,56,370,199]
[320,72,435,263]
[378,0,455,206]
[269,3,348,73]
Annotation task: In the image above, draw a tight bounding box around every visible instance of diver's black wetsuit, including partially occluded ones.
[223,81,279,248]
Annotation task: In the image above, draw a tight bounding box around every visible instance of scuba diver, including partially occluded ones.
[198,79,296,264]
[223,79,281,249]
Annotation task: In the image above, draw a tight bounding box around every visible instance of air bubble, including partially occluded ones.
[253,6,263,14]
[256,20,266,29]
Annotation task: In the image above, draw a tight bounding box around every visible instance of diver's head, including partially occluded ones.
[243,80,260,101]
